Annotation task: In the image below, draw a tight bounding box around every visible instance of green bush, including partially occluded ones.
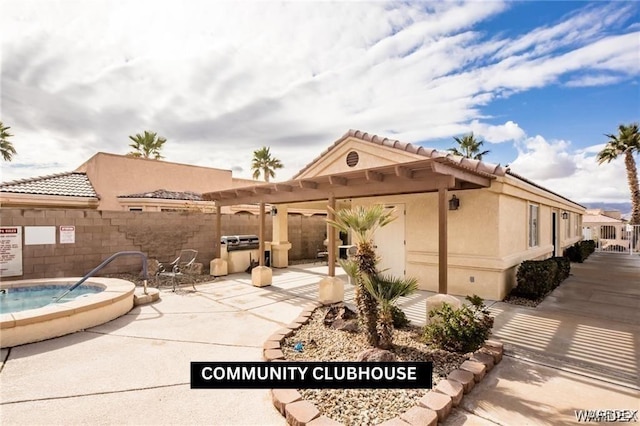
[564,243,584,263]
[391,304,410,328]
[564,240,596,263]
[551,256,571,285]
[512,258,558,299]
[423,295,494,353]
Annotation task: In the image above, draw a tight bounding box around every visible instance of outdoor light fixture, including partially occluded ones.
[561,211,568,220]
[271,207,278,216]
[448,195,460,211]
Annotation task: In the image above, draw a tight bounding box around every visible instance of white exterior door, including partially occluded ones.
[373,204,405,277]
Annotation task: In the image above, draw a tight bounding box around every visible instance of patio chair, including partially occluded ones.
[315,247,329,264]
[156,249,199,291]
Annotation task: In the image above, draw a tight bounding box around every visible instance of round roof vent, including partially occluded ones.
[346,151,359,167]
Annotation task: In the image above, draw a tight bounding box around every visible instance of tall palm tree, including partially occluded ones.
[127,131,166,159]
[363,274,418,349]
[327,204,396,347]
[251,146,283,182]
[448,132,490,160]
[0,121,17,162]
[597,123,640,225]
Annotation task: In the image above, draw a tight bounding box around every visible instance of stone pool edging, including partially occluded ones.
[0,277,135,348]
[263,302,504,426]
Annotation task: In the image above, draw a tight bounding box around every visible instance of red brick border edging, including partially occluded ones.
[263,302,504,426]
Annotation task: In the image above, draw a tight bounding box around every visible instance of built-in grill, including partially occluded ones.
[221,235,260,252]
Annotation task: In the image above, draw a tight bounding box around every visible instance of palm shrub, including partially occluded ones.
[423,295,494,353]
[327,204,395,347]
[363,274,418,349]
[391,305,410,329]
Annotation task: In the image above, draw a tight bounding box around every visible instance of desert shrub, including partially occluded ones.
[390,304,410,328]
[564,243,584,263]
[512,259,558,299]
[551,256,571,285]
[581,240,596,257]
[423,295,494,353]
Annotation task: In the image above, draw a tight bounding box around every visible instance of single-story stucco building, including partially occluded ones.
[204,129,585,300]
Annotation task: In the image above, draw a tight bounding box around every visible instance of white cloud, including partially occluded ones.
[509,137,633,203]
[565,74,625,87]
[0,0,638,205]
[469,120,526,143]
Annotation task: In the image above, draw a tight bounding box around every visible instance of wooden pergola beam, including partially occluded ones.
[329,176,347,186]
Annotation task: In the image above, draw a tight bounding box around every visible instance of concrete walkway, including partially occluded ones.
[446,253,640,425]
[1,254,638,425]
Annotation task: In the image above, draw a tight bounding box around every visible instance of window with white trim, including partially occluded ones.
[529,204,539,247]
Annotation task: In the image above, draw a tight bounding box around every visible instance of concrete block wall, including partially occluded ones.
[0,208,326,280]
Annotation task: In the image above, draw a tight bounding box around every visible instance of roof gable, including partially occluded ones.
[294,129,507,179]
[0,172,99,198]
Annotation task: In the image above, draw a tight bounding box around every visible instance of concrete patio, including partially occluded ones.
[1,254,638,425]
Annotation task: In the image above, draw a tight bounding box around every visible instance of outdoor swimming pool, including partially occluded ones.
[0,285,103,314]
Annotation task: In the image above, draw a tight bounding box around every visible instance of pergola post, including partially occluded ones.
[215,204,221,258]
[259,201,265,266]
[209,203,228,277]
[438,186,448,294]
[327,195,336,277]
[251,201,272,287]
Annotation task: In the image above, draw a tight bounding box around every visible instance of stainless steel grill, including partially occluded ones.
[221,235,260,252]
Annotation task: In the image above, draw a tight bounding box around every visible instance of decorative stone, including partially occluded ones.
[479,346,503,364]
[209,258,228,276]
[377,417,410,425]
[484,339,504,351]
[418,391,452,421]
[425,294,462,324]
[263,340,281,350]
[460,360,487,382]
[471,351,495,371]
[285,400,320,426]
[434,379,464,407]
[271,389,302,415]
[307,415,344,425]
[447,369,475,393]
[355,348,397,362]
[319,277,345,304]
[278,327,295,337]
[263,349,285,361]
[251,265,272,287]
[399,406,438,426]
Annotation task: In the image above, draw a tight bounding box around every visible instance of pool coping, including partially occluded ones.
[0,277,135,348]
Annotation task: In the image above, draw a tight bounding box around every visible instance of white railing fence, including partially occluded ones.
[582,224,640,255]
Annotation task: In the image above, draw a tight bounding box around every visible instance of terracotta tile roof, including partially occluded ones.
[118,189,203,201]
[0,172,99,198]
[292,129,508,179]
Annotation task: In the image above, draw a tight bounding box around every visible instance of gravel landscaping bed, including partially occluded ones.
[502,294,545,308]
[281,306,469,425]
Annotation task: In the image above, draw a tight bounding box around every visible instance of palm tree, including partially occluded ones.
[448,132,490,160]
[327,204,396,347]
[363,274,418,349]
[127,131,166,159]
[597,123,640,225]
[0,121,17,162]
[251,146,283,182]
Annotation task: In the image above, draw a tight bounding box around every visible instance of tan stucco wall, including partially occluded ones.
[297,138,425,179]
[351,175,584,301]
[75,153,234,210]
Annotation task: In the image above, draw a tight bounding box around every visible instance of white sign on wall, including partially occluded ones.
[25,226,56,245]
[0,227,23,277]
[60,226,76,244]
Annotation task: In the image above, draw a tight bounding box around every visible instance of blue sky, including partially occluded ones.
[1,0,639,204]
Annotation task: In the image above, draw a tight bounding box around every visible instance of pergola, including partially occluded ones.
[203,157,496,293]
